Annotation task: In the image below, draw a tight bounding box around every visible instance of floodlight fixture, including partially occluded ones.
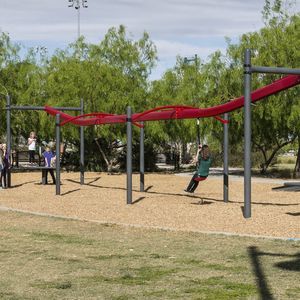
[67,0,88,39]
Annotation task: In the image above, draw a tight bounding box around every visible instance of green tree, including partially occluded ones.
[44,26,157,172]
[215,0,300,173]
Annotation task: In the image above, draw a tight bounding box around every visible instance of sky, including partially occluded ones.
[0,0,299,79]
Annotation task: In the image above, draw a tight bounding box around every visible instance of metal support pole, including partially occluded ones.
[55,114,61,195]
[140,122,145,192]
[80,98,84,185]
[6,95,11,187]
[196,118,201,146]
[77,4,80,39]
[251,66,300,75]
[9,105,81,111]
[244,49,252,218]
[223,113,229,203]
[126,106,132,204]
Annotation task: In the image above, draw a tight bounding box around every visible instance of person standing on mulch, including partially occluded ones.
[42,146,56,185]
[184,144,212,193]
[28,131,37,164]
[0,144,9,189]
[0,146,5,189]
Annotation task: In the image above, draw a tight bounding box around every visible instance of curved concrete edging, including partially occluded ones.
[0,205,299,242]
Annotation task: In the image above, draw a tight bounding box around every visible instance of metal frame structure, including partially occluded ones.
[243,48,300,218]
[44,75,300,126]
[223,113,229,203]
[3,96,85,195]
[140,121,145,192]
[126,106,133,204]
[44,67,300,218]
[3,50,299,218]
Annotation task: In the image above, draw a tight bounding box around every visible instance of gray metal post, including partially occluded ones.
[196,118,201,146]
[9,105,82,111]
[77,4,80,39]
[140,122,145,192]
[126,106,132,204]
[80,98,84,185]
[55,114,61,195]
[244,49,252,218]
[223,113,229,203]
[251,66,300,75]
[6,95,11,187]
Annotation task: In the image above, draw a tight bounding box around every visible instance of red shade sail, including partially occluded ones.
[44,75,300,126]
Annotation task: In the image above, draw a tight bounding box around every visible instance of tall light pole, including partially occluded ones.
[68,0,88,39]
[184,54,201,145]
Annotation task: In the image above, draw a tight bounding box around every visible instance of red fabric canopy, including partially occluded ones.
[44,75,300,126]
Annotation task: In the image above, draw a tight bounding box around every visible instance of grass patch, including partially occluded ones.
[29,231,94,245]
[0,211,299,299]
[184,276,257,299]
[178,258,244,272]
[286,287,300,298]
[82,266,177,286]
[33,280,72,290]
[149,253,170,259]
[87,254,142,260]
[276,156,296,165]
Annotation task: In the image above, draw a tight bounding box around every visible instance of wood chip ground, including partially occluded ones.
[0,172,299,238]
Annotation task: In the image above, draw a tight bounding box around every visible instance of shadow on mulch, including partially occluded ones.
[10,180,36,188]
[65,179,299,207]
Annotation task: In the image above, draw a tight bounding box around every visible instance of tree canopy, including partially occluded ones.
[0,0,299,174]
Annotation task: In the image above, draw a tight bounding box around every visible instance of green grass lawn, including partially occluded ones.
[0,211,299,299]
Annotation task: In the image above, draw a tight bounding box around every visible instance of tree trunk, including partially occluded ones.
[293,136,300,178]
[257,139,294,174]
[95,139,113,174]
[173,143,181,171]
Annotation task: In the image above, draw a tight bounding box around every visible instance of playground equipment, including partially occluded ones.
[2,97,84,195]
[45,49,300,218]
[44,75,299,125]
[194,177,207,182]
[2,49,300,218]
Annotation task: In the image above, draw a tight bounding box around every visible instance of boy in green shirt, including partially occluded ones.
[184,144,211,193]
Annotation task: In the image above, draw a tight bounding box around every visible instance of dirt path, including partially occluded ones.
[0,172,299,238]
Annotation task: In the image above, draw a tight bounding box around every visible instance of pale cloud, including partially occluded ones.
[155,39,225,60]
[1,0,266,40]
[0,0,299,79]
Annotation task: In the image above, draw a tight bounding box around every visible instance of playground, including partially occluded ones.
[0,171,299,239]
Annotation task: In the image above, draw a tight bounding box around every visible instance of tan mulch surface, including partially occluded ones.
[0,172,299,238]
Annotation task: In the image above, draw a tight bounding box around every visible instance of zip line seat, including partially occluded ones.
[194,176,207,182]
